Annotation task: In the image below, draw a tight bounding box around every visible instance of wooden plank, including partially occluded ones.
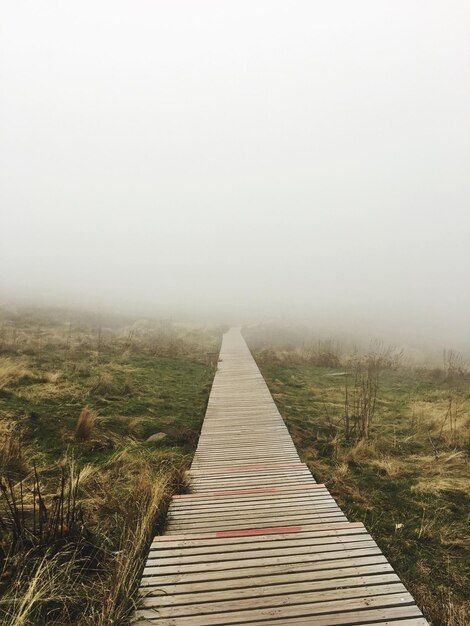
[165,514,348,533]
[150,528,368,555]
[136,593,417,624]
[189,463,306,473]
[141,574,403,608]
[168,503,343,522]
[142,546,384,576]
[141,556,391,586]
[140,563,395,594]
[168,502,339,518]
[171,494,335,507]
[169,500,341,515]
[169,498,337,514]
[172,483,327,499]
[150,540,378,566]
[141,582,408,616]
[215,608,426,626]
[152,522,365,545]
[170,495,335,511]
[148,532,370,559]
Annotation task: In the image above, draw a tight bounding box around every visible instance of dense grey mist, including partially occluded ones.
[1,2,469,348]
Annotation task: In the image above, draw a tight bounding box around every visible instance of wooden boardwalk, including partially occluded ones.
[136,328,428,625]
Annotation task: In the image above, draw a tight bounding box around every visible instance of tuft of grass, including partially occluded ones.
[343,440,402,478]
[0,359,38,390]
[0,423,30,477]
[74,406,97,442]
[92,464,182,625]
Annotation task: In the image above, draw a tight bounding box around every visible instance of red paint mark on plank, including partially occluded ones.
[152,521,364,542]
[216,526,302,538]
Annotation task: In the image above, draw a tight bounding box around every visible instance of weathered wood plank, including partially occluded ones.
[140,563,395,595]
[141,556,391,586]
[136,593,417,624]
[142,546,384,576]
[141,582,408,616]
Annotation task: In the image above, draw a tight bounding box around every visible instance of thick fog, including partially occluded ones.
[1,1,469,348]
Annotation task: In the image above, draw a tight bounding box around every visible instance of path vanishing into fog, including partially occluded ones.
[135,328,428,625]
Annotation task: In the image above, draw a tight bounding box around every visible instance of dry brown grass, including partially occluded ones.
[90,371,119,397]
[0,448,186,626]
[409,450,470,494]
[410,399,470,447]
[0,421,30,476]
[0,359,37,390]
[74,406,97,442]
[341,439,402,478]
[414,584,470,626]
[92,467,175,625]
[0,553,68,626]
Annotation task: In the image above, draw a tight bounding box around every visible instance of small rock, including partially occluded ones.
[146,432,167,443]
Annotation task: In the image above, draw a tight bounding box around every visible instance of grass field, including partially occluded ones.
[2,314,469,626]
[245,325,470,626]
[0,307,221,625]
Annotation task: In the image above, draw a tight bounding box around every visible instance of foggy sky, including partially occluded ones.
[1,2,469,346]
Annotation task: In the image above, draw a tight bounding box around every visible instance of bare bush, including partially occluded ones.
[308,339,341,368]
[344,352,381,441]
[443,349,467,382]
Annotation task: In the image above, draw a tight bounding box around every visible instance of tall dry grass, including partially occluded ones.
[0,423,30,477]
[74,406,97,442]
[0,359,38,390]
[0,450,185,625]
[0,311,220,364]
[92,467,177,625]
[410,398,470,449]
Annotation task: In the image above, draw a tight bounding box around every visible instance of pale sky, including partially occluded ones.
[1,1,469,346]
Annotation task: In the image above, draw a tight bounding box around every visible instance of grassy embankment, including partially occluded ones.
[245,325,470,626]
[0,307,220,625]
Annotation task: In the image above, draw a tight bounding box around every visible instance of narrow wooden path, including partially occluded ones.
[136,328,428,625]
